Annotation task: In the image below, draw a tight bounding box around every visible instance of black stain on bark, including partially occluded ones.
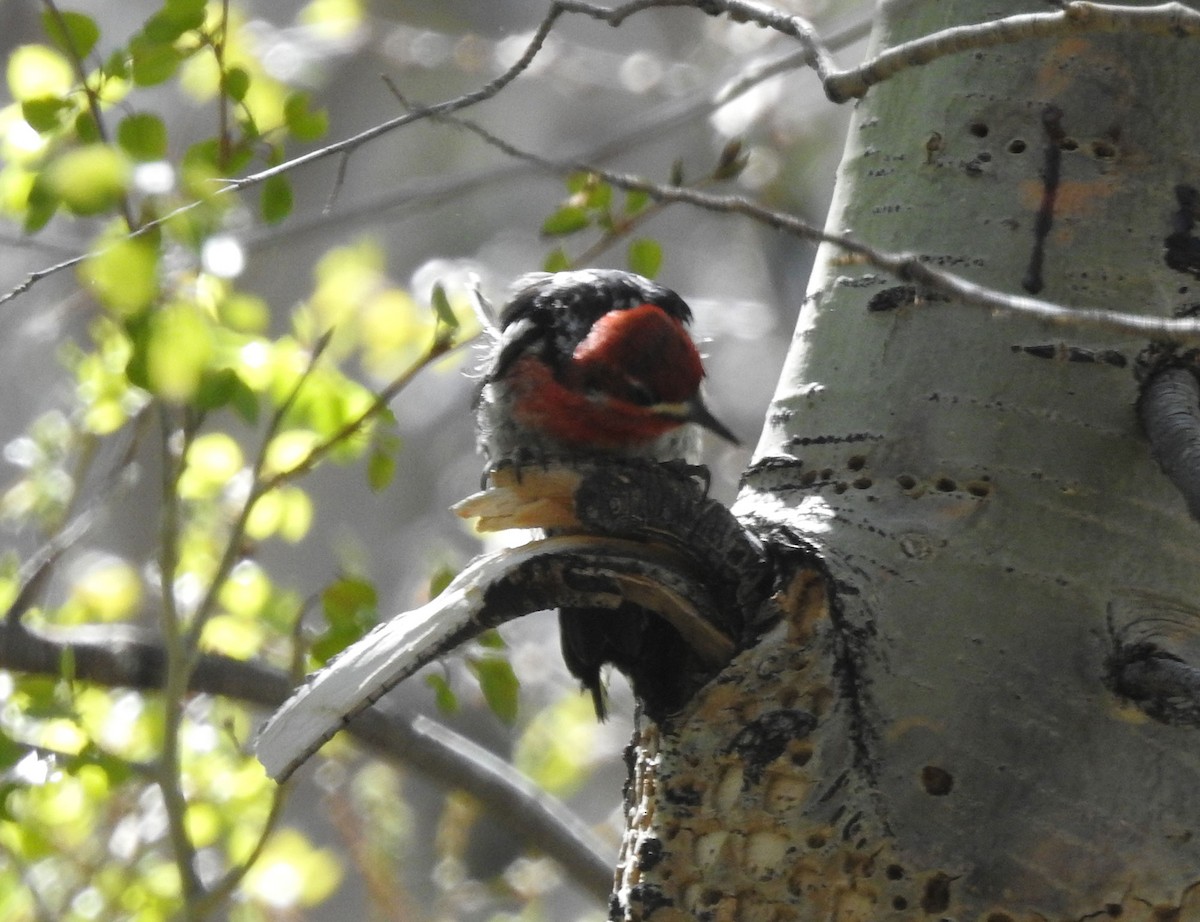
[1023,105,1066,294]
[1164,184,1200,279]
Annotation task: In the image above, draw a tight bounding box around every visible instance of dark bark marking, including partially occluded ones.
[920,764,954,796]
[1012,343,1128,367]
[921,872,954,914]
[725,708,817,786]
[1164,184,1200,279]
[1022,105,1066,294]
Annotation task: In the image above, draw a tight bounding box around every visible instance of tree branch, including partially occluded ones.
[421,104,1200,343]
[0,619,614,903]
[825,1,1200,101]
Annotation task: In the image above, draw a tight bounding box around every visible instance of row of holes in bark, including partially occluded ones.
[797,456,993,498]
[968,121,1117,158]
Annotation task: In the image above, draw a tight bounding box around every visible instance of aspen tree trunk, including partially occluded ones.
[612,2,1200,919]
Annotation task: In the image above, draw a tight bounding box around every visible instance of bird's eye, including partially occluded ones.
[624,377,656,406]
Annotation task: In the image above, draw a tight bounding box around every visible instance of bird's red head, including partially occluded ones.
[482,271,738,455]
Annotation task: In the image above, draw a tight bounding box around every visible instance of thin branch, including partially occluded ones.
[427,108,1200,342]
[825,1,1200,101]
[220,1,572,194]
[257,331,462,493]
[40,0,138,230]
[153,409,204,904]
[0,619,614,903]
[182,331,336,655]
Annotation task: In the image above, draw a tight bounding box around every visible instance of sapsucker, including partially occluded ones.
[475,269,738,719]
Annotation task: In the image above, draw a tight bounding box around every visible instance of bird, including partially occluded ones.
[474,269,739,719]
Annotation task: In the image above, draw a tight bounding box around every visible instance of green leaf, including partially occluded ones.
[624,188,651,215]
[224,66,250,102]
[46,144,131,215]
[467,656,519,725]
[583,179,612,211]
[117,113,168,161]
[366,448,395,492]
[21,97,70,132]
[475,628,505,650]
[79,236,159,316]
[141,4,205,43]
[74,109,99,142]
[283,92,329,141]
[25,178,62,233]
[428,565,456,599]
[194,368,259,422]
[541,205,589,237]
[312,577,378,664]
[627,238,663,278]
[542,247,571,273]
[41,10,100,58]
[261,173,293,224]
[7,45,72,100]
[130,37,183,86]
[144,303,215,400]
[429,282,459,331]
[425,674,459,715]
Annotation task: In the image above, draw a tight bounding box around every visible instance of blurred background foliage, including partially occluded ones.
[0,0,866,918]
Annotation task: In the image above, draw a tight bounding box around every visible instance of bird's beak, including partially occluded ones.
[685,395,740,446]
[653,395,740,445]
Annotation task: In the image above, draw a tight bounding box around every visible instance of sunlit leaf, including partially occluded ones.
[41,10,100,58]
[144,303,215,400]
[277,487,313,541]
[219,560,271,618]
[7,45,73,101]
[514,693,598,796]
[242,829,343,909]
[69,558,141,622]
[263,430,319,477]
[46,144,131,215]
[79,236,159,316]
[117,112,168,161]
[179,432,244,499]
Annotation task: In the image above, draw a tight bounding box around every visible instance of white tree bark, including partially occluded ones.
[612,1,1200,918]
